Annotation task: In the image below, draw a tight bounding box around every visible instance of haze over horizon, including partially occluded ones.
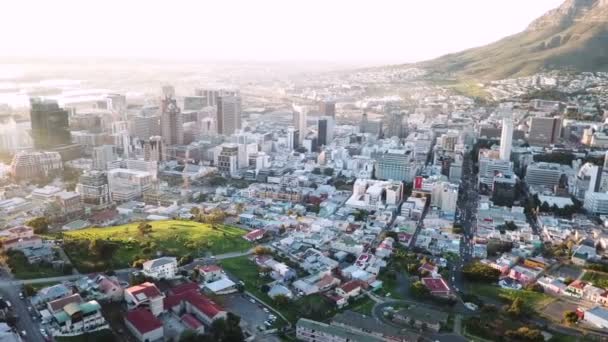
[2,0,563,66]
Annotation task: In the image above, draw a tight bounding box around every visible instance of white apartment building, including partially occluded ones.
[107,168,153,202]
[142,257,178,279]
[585,192,608,215]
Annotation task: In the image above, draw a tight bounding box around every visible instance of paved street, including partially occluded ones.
[0,269,44,342]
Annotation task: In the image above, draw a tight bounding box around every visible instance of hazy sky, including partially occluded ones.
[2,0,564,65]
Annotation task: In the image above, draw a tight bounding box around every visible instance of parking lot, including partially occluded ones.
[222,293,277,335]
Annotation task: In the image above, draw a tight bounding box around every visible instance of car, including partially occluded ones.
[464,302,479,311]
[264,321,272,327]
[249,298,256,304]
[263,308,269,313]
[19,292,24,299]
[20,331,26,337]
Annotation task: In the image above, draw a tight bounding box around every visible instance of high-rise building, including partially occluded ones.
[385,111,405,139]
[131,114,161,141]
[160,97,184,146]
[600,151,608,192]
[106,94,127,116]
[500,113,514,161]
[317,117,334,147]
[217,144,239,176]
[76,171,110,205]
[107,168,153,202]
[92,145,117,170]
[142,136,164,162]
[293,105,308,144]
[161,85,175,99]
[319,100,335,118]
[29,98,71,149]
[375,151,418,183]
[525,162,571,189]
[528,117,562,146]
[183,96,207,111]
[10,151,63,181]
[216,95,242,136]
[286,127,298,151]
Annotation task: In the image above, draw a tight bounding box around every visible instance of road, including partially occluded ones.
[451,150,478,292]
[0,269,44,342]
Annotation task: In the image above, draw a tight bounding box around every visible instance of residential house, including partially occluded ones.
[197,265,223,283]
[243,228,265,242]
[572,245,598,266]
[124,282,165,316]
[203,278,237,295]
[164,288,227,326]
[565,280,587,298]
[537,276,567,294]
[1,236,43,252]
[50,300,106,335]
[584,285,608,306]
[125,308,164,342]
[31,284,72,306]
[393,306,448,332]
[508,265,540,285]
[336,280,364,299]
[268,284,293,299]
[142,257,178,279]
[331,310,414,342]
[421,277,452,297]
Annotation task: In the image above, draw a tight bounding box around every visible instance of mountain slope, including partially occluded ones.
[417,0,608,80]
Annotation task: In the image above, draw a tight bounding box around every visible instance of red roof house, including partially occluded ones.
[421,277,452,297]
[125,308,163,342]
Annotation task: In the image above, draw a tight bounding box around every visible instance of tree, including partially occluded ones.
[253,246,272,255]
[26,217,49,234]
[410,281,430,298]
[23,284,36,297]
[273,294,290,307]
[507,297,524,318]
[323,167,334,176]
[138,222,152,235]
[132,259,146,269]
[564,310,579,325]
[505,326,544,342]
[462,261,500,282]
[261,284,270,293]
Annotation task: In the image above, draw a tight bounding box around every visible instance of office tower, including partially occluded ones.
[160,97,184,146]
[317,117,334,147]
[131,114,161,140]
[29,98,71,149]
[600,151,608,192]
[375,151,418,182]
[183,96,207,111]
[293,105,307,144]
[319,100,335,118]
[525,162,569,189]
[76,171,110,205]
[216,95,242,136]
[107,168,153,202]
[217,144,239,176]
[286,127,298,151]
[440,133,459,152]
[585,192,608,215]
[478,157,513,189]
[195,89,220,106]
[385,111,405,138]
[574,163,602,199]
[360,112,382,137]
[142,136,164,162]
[528,117,562,146]
[92,145,117,170]
[500,113,514,161]
[106,93,127,117]
[10,151,63,181]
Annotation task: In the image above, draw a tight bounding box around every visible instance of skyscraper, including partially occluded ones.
[29,98,71,149]
[500,113,513,161]
[216,95,242,136]
[131,114,161,141]
[160,97,184,146]
[293,105,307,144]
[385,111,405,138]
[319,100,335,118]
[528,117,562,146]
[317,117,334,147]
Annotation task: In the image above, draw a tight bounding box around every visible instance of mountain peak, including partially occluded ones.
[527,0,607,31]
[414,0,608,80]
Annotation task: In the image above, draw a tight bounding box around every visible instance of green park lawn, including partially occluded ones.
[469,283,555,311]
[61,220,251,272]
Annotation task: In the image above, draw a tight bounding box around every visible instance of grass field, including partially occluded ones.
[349,297,375,316]
[61,220,251,271]
[469,283,555,311]
[582,271,608,288]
